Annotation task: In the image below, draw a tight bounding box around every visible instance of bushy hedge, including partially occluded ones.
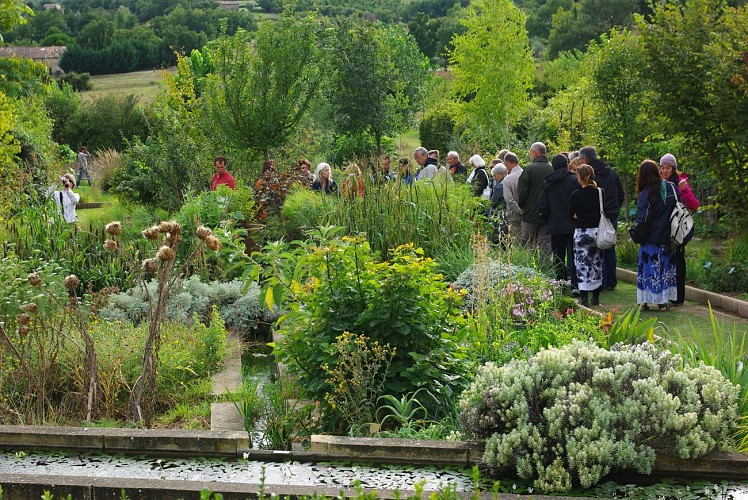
[459,341,738,493]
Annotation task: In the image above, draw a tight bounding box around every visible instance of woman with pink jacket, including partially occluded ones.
[660,153,699,306]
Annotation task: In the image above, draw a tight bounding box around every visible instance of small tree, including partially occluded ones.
[327,19,428,158]
[202,12,325,163]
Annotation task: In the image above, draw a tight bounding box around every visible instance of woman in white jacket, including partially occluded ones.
[48,173,80,223]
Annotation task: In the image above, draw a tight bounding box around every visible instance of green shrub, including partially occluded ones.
[274,235,471,431]
[459,341,739,493]
[280,188,329,241]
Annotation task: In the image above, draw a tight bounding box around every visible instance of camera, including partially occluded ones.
[62,180,70,188]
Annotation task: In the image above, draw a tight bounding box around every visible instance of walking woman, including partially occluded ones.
[569,164,603,306]
[659,154,699,306]
[635,159,678,312]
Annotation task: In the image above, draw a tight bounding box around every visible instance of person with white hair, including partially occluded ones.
[446,151,467,176]
[469,154,490,198]
[414,147,437,181]
[311,162,338,195]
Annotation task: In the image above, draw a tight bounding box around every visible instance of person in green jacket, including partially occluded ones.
[517,141,553,257]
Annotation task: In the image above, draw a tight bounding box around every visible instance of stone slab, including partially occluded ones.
[101,428,249,456]
[0,473,598,499]
[310,434,483,466]
[210,401,246,432]
[212,333,243,396]
[0,426,249,457]
[0,425,104,451]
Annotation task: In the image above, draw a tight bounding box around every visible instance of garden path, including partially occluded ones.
[585,281,748,345]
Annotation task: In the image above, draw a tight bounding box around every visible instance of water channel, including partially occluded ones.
[2,449,747,498]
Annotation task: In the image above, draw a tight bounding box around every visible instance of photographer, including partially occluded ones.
[47,173,80,223]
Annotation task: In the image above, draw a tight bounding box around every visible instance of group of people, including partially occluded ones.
[456,143,698,310]
[209,147,698,311]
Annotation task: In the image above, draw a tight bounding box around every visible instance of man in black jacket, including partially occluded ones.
[518,142,553,257]
[579,146,625,291]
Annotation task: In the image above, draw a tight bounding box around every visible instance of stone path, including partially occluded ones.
[211,333,246,432]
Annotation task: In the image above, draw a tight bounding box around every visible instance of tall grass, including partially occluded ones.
[321,175,485,263]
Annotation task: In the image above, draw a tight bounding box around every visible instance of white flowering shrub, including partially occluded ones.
[99,277,279,333]
[459,341,739,493]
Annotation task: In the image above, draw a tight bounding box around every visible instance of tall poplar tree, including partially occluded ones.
[449,0,534,147]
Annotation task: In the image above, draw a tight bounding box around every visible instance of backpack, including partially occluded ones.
[669,183,694,248]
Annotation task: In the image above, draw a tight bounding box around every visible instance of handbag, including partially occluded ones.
[480,169,491,199]
[595,188,617,250]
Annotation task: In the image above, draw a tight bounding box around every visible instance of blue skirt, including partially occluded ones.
[636,243,676,305]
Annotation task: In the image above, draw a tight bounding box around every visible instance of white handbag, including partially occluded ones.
[596,188,617,250]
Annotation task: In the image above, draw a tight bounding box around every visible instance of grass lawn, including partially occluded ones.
[396,130,420,159]
[81,68,176,104]
[588,281,748,353]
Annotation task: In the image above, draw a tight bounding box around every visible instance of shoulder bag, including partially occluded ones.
[596,188,617,250]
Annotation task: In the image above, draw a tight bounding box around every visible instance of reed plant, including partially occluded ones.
[2,203,147,293]
[307,175,484,262]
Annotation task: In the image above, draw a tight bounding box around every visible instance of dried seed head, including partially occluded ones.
[104,239,118,251]
[158,220,181,235]
[26,303,38,313]
[142,226,160,240]
[17,313,31,326]
[28,272,42,286]
[196,225,212,240]
[157,246,175,261]
[165,232,182,246]
[205,235,222,252]
[64,274,79,290]
[18,326,29,337]
[141,258,158,273]
[105,221,122,236]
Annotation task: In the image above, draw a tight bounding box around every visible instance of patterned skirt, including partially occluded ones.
[573,228,603,291]
[636,243,676,305]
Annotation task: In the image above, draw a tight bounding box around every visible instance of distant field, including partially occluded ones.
[81,68,176,103]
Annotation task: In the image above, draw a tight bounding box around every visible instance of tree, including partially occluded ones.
[202,12,325,163]
[449,0,534,147]
[587,29,656,211]
[328,19,428,157]
[0,0,33,42]
[638,0,748,214]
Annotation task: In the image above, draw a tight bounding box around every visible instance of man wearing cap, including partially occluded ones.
[517,142,553,257]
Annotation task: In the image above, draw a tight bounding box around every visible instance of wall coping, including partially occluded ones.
[0,426,745,481]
